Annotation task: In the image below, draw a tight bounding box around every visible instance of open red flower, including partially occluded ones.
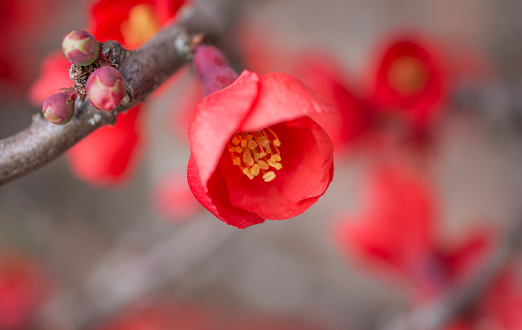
[188,45,334,229]
[370,36,446,127]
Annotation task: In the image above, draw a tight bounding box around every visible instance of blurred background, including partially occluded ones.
[1,0,522,329]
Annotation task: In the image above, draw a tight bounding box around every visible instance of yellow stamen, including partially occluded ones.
[226,128,283,181]
[250,164,260,176]
[263,171,276,182]
[248,140,258,150]
[243,149,255,167]
[257,160,269,170]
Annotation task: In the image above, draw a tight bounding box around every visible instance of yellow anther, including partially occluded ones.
[250,164,260,176]
[263,171,276,182]
[228,128,283,181]
[248,140,258,150]
[257,160,269,170]
[231,136,240,145]
[242,167,254,180]
[243,150,254,166]
[252,150,260,161]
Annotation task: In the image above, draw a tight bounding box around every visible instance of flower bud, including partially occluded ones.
[62,30,99,66]
[86,66,126,111]
[42,91,76,125]
[193,45,239,96]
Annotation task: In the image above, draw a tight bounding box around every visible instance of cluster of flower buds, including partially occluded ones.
[42,30,126,125]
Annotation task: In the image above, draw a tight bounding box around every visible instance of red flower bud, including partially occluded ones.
[42,91,76,125]
[62,30,99,66]
[86,66,126,111]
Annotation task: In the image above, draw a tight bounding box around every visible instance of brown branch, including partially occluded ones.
[0,4,221,186]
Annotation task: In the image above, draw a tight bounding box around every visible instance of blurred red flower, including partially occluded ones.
[0,251,49,330]
[333,164,522,328]
[89,0,187,49]
[333,164,493,297]
[333,165,437,290]
[188,66,334,228]
[29,52,72,106]
[67,106,143,186]
[0,1,54,88]
[369,36,447,128]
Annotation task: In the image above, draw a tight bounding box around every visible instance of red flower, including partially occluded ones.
[188,46,334,229]
[334,165,436,288]
[89,0,187,49]
[0,251,49,330]
[370,36,447,127]
[333,164,493,300]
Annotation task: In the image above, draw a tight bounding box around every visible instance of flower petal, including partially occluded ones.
[189,70,260,187]
[187,156,264,228]
[240,72,334,132]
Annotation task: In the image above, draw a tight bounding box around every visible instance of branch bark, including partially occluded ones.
[0,4,219,186]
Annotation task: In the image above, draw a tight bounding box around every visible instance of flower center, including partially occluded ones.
[227,127,283,182]
[387,56,427,96]
[120,4,160,49]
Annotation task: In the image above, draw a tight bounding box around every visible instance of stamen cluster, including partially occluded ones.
[227,128,283,182]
